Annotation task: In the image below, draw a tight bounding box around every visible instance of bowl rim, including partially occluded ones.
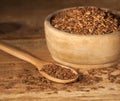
[44,6,120,37]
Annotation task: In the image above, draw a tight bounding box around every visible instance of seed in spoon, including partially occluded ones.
[40,64,78,80]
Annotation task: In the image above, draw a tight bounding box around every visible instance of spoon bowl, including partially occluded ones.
[40,63,78,83]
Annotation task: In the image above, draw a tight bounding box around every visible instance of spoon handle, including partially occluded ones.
[0,41,45,68]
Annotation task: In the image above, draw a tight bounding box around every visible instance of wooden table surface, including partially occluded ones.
[0,0,120,101]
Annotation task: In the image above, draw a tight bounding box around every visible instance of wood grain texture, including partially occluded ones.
[0,39,120,101]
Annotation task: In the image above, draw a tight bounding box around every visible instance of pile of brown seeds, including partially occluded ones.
[51,7,120,35]
[41,64,77,80]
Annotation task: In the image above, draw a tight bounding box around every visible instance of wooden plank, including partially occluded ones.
[0,39,120,101]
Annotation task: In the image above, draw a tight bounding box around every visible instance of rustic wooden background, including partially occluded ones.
[0,0,120,101]
[0,0,120,39]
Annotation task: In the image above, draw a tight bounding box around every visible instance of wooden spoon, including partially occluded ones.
[0,41,78,83]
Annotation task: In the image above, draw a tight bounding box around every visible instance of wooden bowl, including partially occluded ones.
[44,7,120,69]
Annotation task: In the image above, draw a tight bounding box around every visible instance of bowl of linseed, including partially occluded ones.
[44,6,120,69]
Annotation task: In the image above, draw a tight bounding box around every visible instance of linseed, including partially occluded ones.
[41,64,77,80]
[51,7,120,35]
